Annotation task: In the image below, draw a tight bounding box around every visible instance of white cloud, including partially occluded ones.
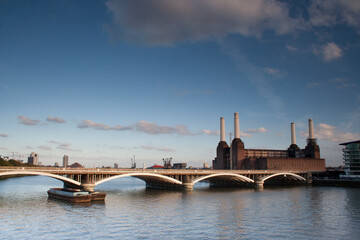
[105,0,303,45]
[38,146,52,151]
[246,127,268,133]
[0,147,7,150]
[135,121,194,135]
[57,143,81,152]
[309,0,360,30]
[323,42,343,61]
[263,67,287,78]
[331,77,356,89]
[241,127,268,138]
[0,134,9,137]
[46,116,66,123]
[201,129,220,136]
[306,82,320,88]
[18,116,41,126]
[286,45,298,52]
[77,120,132,131]
[303,123,360,142]
[139,145,175,152]
[314,42,343,62]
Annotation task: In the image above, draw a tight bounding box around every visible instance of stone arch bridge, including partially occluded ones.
[0,168,313,191]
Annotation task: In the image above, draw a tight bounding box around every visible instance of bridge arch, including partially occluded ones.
[95,172,182,186]
[260,172,306,182]
[0,171,81,186]
[192,173,254,184]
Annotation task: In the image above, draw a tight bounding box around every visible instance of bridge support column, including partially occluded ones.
[306,172,313,184]
[182,182,194,191]
[254,180,264,189]
[81,183,95,192]
[80,174,95,192]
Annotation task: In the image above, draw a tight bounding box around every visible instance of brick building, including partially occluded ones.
[213,113,325,172]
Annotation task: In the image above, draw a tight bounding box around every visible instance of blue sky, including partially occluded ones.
[0,0,359,167]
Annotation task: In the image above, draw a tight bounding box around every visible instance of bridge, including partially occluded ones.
[0,167,313,191]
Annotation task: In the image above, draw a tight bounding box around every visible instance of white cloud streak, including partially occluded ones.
[105,0,303,45]
[18,116,41,126]
[77,120,132,131]
[57,143,81,152]
[135,121,194,135]
[139,145,175,152]
[38,146,52,151]
[46,116,66,123]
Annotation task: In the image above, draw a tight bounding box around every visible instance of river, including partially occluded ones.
[0,176,359,239]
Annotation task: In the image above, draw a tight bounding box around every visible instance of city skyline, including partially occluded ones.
[1,0,359,167]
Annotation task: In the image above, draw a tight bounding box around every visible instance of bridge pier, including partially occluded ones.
[182,182,194,191]
[306,172,313,184]
[80,174,95,192]
[254,180,264,189]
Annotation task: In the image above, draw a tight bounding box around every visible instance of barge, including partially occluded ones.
[47,188,106,203]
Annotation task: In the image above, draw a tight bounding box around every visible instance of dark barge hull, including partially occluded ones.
[47,188,106,203]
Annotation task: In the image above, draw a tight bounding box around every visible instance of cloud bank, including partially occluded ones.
[309,0,360,30]
[106,0,302,45]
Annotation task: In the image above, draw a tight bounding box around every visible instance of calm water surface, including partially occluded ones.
[1,176,360,239]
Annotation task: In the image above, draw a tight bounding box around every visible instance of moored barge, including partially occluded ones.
[47,188,106,203]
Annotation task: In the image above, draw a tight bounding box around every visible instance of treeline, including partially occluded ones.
[0,158,33,167]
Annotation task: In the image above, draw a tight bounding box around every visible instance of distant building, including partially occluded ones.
[70,162,83,168]
[114,163,119,169]
[203,163,209,169]
[27,152,39,165]
[54,162,59,167]
[340,140,360,179]
[63,155,69,168]
[173,163,186,169]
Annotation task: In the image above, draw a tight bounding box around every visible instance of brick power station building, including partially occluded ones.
[213,113,325,172]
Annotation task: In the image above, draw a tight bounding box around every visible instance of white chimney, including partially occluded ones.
[234,112,240,139]
[220,117,225,142]
[291,122,296,145]
[308,119,314,139]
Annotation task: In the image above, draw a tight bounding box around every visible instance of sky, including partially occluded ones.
[0,0,359,168]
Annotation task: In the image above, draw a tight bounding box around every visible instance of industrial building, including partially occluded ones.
[213,113,325,172]
[340,140,360,179]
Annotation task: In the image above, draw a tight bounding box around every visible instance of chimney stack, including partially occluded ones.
[234,112,240,139]
[291,122,296,145]
[308,119,314,139]
[220,117,225,142]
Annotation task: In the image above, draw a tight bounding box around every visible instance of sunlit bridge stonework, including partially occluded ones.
[0,167,313,191]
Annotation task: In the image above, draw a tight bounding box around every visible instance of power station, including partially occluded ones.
[213,113,325,171]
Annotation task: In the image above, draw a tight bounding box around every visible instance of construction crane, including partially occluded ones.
[163,157,172,169]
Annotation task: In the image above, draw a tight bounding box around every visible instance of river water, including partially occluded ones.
[0,176,359,239]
